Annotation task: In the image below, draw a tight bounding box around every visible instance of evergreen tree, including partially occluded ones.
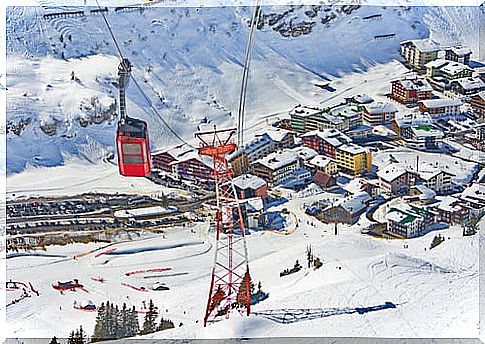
[157,318,175,331]
[140,300,158,335]
[92,302,107,342]
[76,325,86,344]
[49,336,59,344]
[117,303,128,339]
[127,306,140,337]
[67,331,76,344]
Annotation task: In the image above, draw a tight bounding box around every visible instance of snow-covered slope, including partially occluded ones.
[5,5,480,173]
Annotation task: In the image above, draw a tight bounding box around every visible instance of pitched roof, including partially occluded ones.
[420,98,463,108]
[313,171,336,187]
[233,174,267,190]
[364,102,398,114]
[253,151,299,171]
[377,163,413,183]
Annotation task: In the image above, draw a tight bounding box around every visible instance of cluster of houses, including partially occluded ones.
[399,38,485,120]
[148,36,484,238]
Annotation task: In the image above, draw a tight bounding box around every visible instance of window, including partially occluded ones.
[122,143,142,155]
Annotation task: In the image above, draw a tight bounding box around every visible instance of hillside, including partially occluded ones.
[5,4,480,173]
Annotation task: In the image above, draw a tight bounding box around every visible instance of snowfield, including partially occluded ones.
[5,195,480,339]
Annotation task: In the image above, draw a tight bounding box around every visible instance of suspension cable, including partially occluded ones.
[237,3,261,148]
[94,0,195,149]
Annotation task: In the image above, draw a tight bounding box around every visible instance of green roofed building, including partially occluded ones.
[385,203,429,238]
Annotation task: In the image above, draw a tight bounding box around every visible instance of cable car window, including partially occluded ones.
[122,143,142,155]
[123,155,144,164]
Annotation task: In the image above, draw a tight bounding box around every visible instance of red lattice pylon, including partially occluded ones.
[195,126,251,326]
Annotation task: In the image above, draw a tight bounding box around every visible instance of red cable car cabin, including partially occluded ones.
[116,117,151,177]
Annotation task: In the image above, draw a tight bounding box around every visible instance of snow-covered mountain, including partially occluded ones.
[5,4,481,173]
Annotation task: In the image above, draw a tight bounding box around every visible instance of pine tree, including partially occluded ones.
[117,303,128,339]
[140,300,158,335]
[49,336,59,344]
[77,325,86,344]
[67,331,76,344]
[157,318,175,331]
[92,302,107,342]
[127,306,140,337]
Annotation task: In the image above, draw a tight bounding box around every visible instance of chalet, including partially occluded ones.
[444,46,472,65]
[233,174,268,200]
[450,77,485,95]
[301,129,352,158]
[385,203,429,239]
[418,98,462,118]
[152,144,214,182]
[363,102,398,125]
[377,164,417,196]
[460,183,485,219]
[470,91,485,121]
[258,127,295,150]
[425,60,473,80]
[321,191,371,224]
[335,144,372,175]
[345,125,373,140]
[251,151,300,185]
[407,184,436,205]
[343,177,380,198]
[400,39,441,71]
[306,155,338,175]
[417,169,454,195]
[313,171,337,190]
[435,196,469,225]
[390,76,433,104]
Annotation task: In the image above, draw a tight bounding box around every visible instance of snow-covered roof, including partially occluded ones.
[337,191,371,214]
[260,127,293,143]
[343,177,373,194]
[244,135,274,155]
[377,163,413,183]
[233,174,266,190]
[440,61,471,76]
[420,98,463,108]
[386,202,426,225]
[351,94,374,104]
[301,129,352,147]
[244,197,264,212]
[437,196,464,212]
[289,146,318,161]
[452,77,485,91]
[307,155,336,169]
[412,184,436,200]
[364,102,398,114]
[447,46,472,57]
[418,169,454,181]
[330,104,363,118]
[394,76,433,92]
[152,143,194,160]
[402,38,440,52]
[395,112,433,128]
[338,143,368,155]
[460,183,485,206]
[254,151,298,171]
[475,91,485,101]
[425,59,449,69]
[115,206,177,218]
[411,125,444,138]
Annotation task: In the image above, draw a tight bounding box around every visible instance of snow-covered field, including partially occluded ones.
[5,192,480,339]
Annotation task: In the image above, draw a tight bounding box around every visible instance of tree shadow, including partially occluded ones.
[253,302,397,324]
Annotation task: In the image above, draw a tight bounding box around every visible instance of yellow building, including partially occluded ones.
[335,144,372,175]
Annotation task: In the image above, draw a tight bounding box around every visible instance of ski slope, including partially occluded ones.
[5,193,480,339]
